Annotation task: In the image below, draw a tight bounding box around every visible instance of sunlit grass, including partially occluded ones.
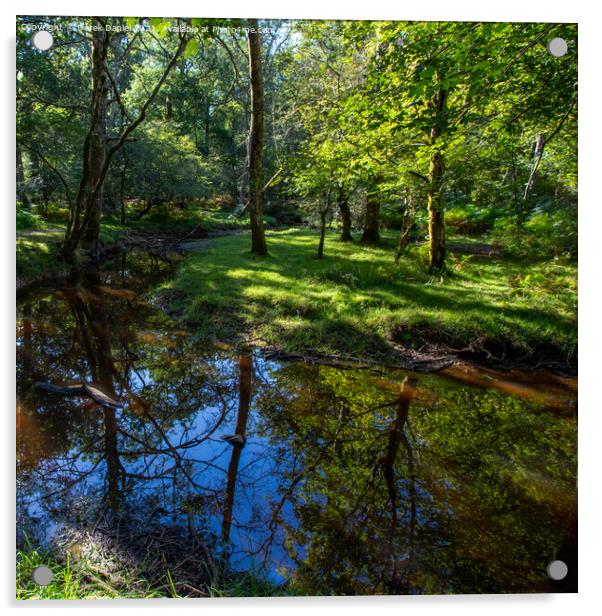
[16,544,163,600]
[16,236,68,284]
[16,542,294,600]
[160,228,577,363]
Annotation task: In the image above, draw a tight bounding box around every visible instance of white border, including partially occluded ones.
[2,1,600,614]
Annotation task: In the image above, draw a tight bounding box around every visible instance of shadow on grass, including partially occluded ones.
[164,229,577,363]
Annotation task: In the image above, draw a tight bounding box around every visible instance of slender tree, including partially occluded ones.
[317,186,333,259]
[247,19,268,256]
[426,80,447,272]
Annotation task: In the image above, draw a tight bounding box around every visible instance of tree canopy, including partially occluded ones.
[17,17,577,266]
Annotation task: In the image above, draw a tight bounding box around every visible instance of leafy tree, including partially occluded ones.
[61,17,189,259]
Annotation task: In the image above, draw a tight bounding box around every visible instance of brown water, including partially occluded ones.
[16,250,577,595]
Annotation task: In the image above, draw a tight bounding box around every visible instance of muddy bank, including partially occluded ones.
[390,325,577,375]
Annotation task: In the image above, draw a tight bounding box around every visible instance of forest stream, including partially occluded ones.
[16,249,577,595]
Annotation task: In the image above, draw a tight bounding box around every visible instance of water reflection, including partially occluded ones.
[16,251,577,595]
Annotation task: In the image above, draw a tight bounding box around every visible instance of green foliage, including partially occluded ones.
[35,203,71,224]
[446,204,496,235]
[16,206,45,230]
[492,205,578,259]
[16,17,577,272]
[118,121,211,203]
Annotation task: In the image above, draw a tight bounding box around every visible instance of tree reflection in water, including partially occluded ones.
[16,251,577,595]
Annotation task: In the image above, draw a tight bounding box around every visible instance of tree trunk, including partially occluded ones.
[361,186,380,244]
[338,189,352,242]
[394,198,415,263]
[61,24,110,260]
[80,28,110,257]
[247,20,268,256]
[317,210,327,259]
[427,86,448,273]
[16,144,30,207]
[427,150,445,273]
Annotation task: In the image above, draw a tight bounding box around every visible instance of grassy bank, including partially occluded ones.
[17,229,69,285]
[157,229,577,366]
[17,545,293,600]
[16,224,126,287]
[16,209,250,288]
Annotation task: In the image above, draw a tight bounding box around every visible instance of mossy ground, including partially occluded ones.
[16,220,578,366]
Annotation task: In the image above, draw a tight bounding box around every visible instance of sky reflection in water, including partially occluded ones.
[16,251,578,595]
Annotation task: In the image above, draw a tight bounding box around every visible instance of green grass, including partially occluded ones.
[16,545,294,600]
[16,231,69,285]
[16,206,250,287]
[16,223,128,285]
[16,545,163,600]
[158,228,577,365]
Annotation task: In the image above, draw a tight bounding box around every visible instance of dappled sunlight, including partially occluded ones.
[166,230,577,363]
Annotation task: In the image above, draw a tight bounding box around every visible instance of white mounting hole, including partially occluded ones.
[547,559,568,580]
[547,38,568,57]
[32,565,54,586]
[32,31,54,51]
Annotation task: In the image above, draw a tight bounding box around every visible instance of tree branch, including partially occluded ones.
[17,137,73,208]
[407,170,430,184]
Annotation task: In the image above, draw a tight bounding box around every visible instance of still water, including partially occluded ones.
[16,251,577,595]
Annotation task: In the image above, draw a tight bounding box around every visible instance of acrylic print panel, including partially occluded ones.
[16,16,577,599]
